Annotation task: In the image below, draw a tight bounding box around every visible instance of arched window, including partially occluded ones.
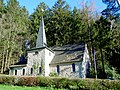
[35,51,38,54]
[57,65,60,74]
[23,69,25,75]
[72,63,76,72]
[15,70,17,75]
[31,68,33,75]
[39,67,42,74]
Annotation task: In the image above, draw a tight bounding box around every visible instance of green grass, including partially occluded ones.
[0,84,65,90]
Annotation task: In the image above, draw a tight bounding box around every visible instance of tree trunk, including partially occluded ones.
[7,49,12,68]
[100,48,106,78]
[1,46,5,73]
[4,49,9,72]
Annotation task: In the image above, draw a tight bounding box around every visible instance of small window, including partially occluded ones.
[72,63,76,72]
[23,69,25,75]
[15,70,17,75]
[31,68,33,75]
[39,67,42,74]
[57,65,60,74]
[35,51,38,55]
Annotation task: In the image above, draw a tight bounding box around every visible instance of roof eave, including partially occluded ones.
[27,46,55,53]
[9,64,27,68]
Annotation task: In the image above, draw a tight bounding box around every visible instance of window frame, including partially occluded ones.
[15,70,17,75]
[72,63,76,72]
[31,68,33,75]
[57,65,60,74]
[39,67,42,74]
[23,69,25,75]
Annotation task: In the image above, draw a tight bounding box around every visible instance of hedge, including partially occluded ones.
[0,75,120,90]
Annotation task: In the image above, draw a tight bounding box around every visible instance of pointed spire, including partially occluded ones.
[36,16,47,48]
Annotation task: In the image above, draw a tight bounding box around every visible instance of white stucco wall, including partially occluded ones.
[26,48,54,76]
[50,62,81,78]
[27,49,44,67]
[81,44,90,78]
[60,63,80,78]
[9,67,27,76]
[44,48,55,76]
[27,49,45,75]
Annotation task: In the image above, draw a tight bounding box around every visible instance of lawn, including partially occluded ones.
[0,84,65,90]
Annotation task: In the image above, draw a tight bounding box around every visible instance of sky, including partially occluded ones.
[4,0,107,15]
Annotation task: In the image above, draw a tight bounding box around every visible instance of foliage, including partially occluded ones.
[37,76,54,87]
[16,77,38,86]
[0,75,120,90]
[0,0,30,73]
[105,65,120,79]
[52,77,69,88]
[49,72,58,77]
[0,75,15,85]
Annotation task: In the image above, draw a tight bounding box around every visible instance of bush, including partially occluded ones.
[52,77,69,88]
[37,76,54,87]
[68,78,79,89]
[0,75,120,90]
[16,76,38,86]
[49,72,58,77]
[0,75,15,85]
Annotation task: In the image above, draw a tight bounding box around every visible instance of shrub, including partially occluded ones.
[68,78,79,89]
[52,77,69,88]
[16,76,38,86]
[49,72,58,77]
[0,75,120,89]
[37,76,54,87]
[0,75,15,85]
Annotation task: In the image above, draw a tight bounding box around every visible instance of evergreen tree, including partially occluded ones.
[94,16,113,78]
[0,0,29,73]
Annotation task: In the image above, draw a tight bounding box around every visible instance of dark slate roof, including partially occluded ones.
[9,55,27,68]
[50,43,85,65]
[15,55,27,65]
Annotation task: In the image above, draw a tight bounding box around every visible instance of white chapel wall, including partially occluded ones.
[44,48,55,76]
[81,44,90,78]
[50,62,81,78]
[9,67,27,76]
[27,49,45,75]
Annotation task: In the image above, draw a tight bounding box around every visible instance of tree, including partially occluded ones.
[94,16,112,78]
[46,0,72,46]
[0,0,29,73]
[107,18,120,73]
